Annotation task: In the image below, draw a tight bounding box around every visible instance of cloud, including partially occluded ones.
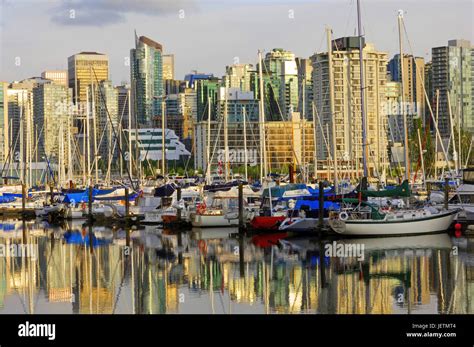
[50,0,196,27]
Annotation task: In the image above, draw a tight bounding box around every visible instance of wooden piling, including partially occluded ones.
[125,187,130,218]
[318,181,324,232]
[21,184,26,216]
[289,164,295,183]
[50,184,54,205]
[88,185,93,221]
[176,186,182,221]
[444,177,449,210]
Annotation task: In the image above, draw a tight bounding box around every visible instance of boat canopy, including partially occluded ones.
[360,180,410,198]
[213,186,260,199]
[154,184,176,197]
[341,198,386,220]
[262,184,307,198]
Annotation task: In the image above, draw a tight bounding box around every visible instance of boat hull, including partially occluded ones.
[191,213,238,227]
[329,209,458,236]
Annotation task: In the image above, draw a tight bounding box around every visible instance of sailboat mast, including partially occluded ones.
[326,27,338,193]
[223,86,229,181]
[447,91,458,174]
[243,106,248,181]
[92,78,99,184]
[20,93,24,184]
[302,78,306,183]
[206,96,211,185]
[258,50,268,180]
[67,111,73,183]
[127,88,133,183]
[161,99,166,177]
[357,0,368,179]
[86,86,91,186]
[312,102,318,178]
[417,128,426,189]
[434,89,439,178]
[398,10,410,181]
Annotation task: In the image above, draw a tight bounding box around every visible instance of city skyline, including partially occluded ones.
[1,0,472,84]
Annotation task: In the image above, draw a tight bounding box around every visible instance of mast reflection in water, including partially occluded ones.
[0,220,472,314]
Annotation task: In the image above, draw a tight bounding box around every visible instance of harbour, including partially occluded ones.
[0,1,473,344]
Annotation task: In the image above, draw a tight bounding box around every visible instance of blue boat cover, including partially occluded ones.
[63,189,99,203]
[0,196,16,203]
[293,200,340,210]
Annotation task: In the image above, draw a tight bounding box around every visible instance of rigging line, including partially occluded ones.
[91,68,136,191]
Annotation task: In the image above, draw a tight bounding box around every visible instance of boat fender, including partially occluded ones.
[339,211,349,221]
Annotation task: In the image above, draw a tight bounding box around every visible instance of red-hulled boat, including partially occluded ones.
[250,215,286,230]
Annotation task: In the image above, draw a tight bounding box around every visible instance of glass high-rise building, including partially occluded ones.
[130,35,163,127]
[67,52,109,105]
[33,83,73,167]
[431,39,473,136]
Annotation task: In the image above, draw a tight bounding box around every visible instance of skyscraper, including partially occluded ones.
[33,83,73,168]
[262,48,299,120]
[41,70,68,87]
[312,38,389,177]
[196,77,220,122]
[387,54,425,128]
[431,39,473,136]
[67,52,109,105]
[224,64,253,92]
[130,35,164,127]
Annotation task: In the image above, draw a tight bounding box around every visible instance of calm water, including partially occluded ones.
[0,219,472,314]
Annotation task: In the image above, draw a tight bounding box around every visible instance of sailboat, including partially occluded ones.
[327,3,460,237]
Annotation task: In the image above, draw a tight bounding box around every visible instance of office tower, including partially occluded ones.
[33,83,73,168]
[68,52,109,105]
[162,54,175,81]
[312,38,389,177]
[41,70,68,87]
[130,35,163,127]
[0,82,8,162]
[432,39,473,135]
[224,64,253,92]
[296,58,313,119]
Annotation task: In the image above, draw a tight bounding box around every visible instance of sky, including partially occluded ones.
[0,0,472,85]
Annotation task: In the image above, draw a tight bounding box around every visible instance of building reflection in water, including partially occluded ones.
[0,220,472,314]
